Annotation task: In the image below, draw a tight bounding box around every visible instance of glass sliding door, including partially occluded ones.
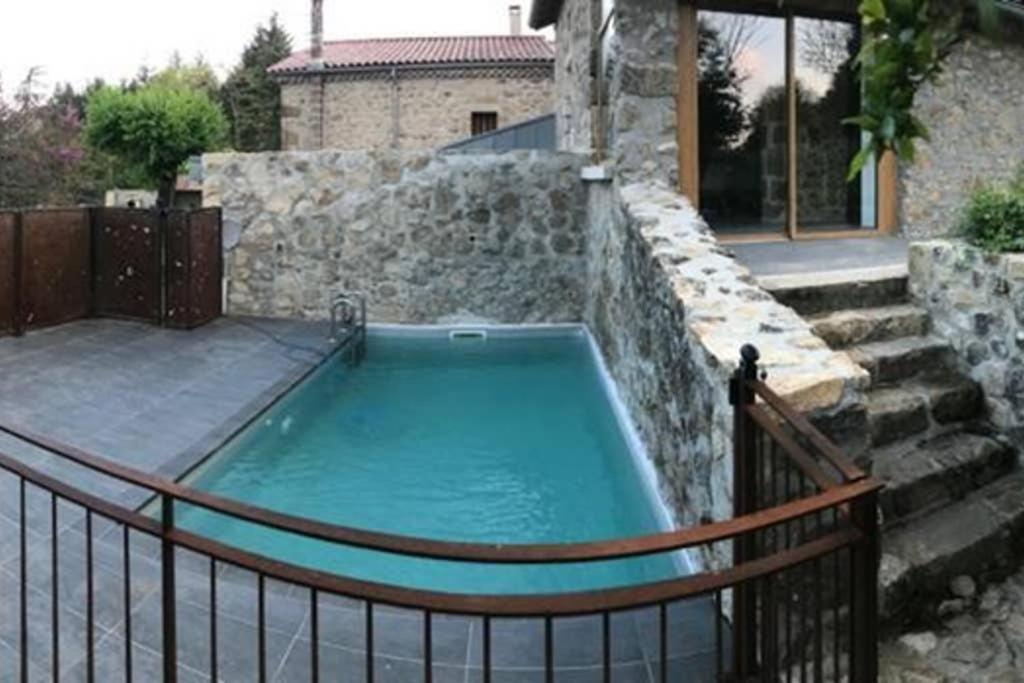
[794,17,875,233]
[697,11,787,237]
[683,4,891,240]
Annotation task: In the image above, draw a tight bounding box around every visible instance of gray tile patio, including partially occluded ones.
[0,319,729,682]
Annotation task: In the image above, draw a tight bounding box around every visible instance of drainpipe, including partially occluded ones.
[318,74,326,150]
[390,67,400,150]
[310,0,326,149]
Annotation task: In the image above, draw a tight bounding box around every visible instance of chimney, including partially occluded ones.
[311,0,325,66]
[509,5,522,36]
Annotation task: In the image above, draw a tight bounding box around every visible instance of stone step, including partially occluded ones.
[881,470,1024,627]
[873,431,1016,523]
[848,336,954,385]
[866,375,983,447]
[766,275,908,317]
[866,388,929,448]
[809,304,930,350]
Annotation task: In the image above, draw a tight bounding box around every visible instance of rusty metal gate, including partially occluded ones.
[165,208,223,329]
[19,210,92,331]
[93,208,164,323]
[0,207,222,337]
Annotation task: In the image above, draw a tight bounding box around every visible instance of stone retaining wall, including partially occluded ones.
[584,179,868,569]
[203,150,586,323]
[909,240,1024,445]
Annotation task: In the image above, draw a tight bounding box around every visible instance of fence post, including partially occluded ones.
[87,207,99,318]
[850,490,880,682]
[11,211,24,337]
[158,208,169,327]
[161,493,177,683]
[730,344,760,679]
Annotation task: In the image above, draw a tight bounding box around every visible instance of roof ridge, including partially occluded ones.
[269,33,554,74]
[322,34,550,45]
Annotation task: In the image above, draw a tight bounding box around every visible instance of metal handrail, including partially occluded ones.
[748,379,867,483]
[0,344,882,682]
[0,420,881,565]
[329,290,366,343]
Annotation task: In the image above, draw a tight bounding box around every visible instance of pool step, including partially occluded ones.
[808,304,930,350]
[881,469,1024,627]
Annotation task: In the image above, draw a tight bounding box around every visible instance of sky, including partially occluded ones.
[0,1,551,94]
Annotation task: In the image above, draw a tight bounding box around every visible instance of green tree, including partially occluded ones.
[846,0,1007,180]
[150,54,221,103]
[84,84,228,205]
[221,14,293,151]
[0,69,95,207]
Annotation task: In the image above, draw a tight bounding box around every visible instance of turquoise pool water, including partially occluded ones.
[179,328,682,594]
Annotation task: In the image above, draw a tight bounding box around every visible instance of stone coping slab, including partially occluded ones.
[620,183,869,415]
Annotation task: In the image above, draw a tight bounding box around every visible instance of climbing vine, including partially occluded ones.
[845,0,1000,180]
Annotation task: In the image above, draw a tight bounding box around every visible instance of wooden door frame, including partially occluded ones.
[676,0,898,241]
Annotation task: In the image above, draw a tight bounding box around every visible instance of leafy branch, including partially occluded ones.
[844,0,1000,181]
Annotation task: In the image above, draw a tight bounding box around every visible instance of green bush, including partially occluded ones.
[961,171,1024,253]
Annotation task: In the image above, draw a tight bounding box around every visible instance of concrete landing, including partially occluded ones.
[729,237,909,286]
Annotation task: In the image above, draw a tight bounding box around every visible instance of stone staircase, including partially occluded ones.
[768,273,1024,628]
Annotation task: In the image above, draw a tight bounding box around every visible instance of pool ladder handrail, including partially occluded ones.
[329,291,367,364]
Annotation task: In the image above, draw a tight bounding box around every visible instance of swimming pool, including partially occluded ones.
[178,326,683,594]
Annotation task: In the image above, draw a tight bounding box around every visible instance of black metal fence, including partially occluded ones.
[0,207,222,336]
[0,346,882,682]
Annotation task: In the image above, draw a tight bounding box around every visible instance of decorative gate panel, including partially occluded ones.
[20,210,91,330]
[165,208,222,329]
[93,209,162,323]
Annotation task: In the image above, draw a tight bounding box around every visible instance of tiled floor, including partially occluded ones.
[0,319,729,682]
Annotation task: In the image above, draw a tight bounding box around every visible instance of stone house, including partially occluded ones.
[530,0,1024,240]
[269,4,556,151]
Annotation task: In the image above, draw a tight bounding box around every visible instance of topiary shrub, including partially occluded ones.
[960,170,1024,253]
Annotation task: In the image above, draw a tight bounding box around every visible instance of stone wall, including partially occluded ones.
[902,38,1024,238]
[203,150,585,323]
[584,179,868,569]
[909,240,1024,445]
[553,0,600,154]
[280,71,555,152]
[605,0,680,186]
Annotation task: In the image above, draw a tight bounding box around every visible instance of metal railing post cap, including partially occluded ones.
[739,344,760,365]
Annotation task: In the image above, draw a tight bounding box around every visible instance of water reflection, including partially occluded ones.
[795,17,874,230]
[698,12,874,235]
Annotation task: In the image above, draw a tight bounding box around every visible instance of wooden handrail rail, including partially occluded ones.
[745,404,840,491]
[0,420,882,564]
[0,438,867,615]
[167,525,863,616]
[748,379,866,483]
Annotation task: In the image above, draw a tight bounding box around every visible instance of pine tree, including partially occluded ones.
[221,14,293,151]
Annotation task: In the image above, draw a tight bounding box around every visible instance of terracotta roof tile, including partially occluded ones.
[269,35,554,73]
